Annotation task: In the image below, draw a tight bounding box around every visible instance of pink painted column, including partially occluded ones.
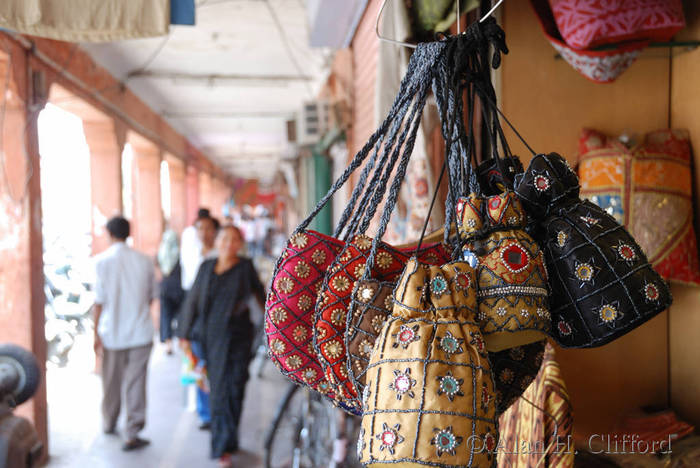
[185,163,200,226]
[0,44,48,457]
[128,132,162,257]
[83,119,123,255]
[167,155,187,235]
[199,171,213,215]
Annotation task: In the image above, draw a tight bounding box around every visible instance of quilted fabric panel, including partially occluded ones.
[515,152,672,348]
[313,234,451,414]
[579,128,700,286]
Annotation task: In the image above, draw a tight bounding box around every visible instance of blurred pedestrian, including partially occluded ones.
[180,211,220,430]
[179,225,265,467]
[180,208,212,292]
[157,229,184,355]
[93,216,157,451]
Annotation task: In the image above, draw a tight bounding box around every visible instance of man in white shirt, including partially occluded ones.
[180,208,218,291]
[94,216,157,451]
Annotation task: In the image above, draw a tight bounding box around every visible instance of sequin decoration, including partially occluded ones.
[557,321,572,336]
[534,174,551,192]
[269,308,287,325]
[276,276,294,294]
[377,423,404,455]
[302,368,317,383]
[285,355,302,370]
[574,260,596,286]
[376,251,393,270]
[330,309,345,327]
[355,234,373,251]
[311,249,326,265]
[496,307,508,317]
[469,332,486,355]
[294,261,311,279]
[430,275,449,297]
[481,382,492,410]
[580,215,600,227]
[297,295,313,311]
[436,371,464,401]
[290,232,308,249]
[644,282,660,302]
[317,380,331,395]
[270,339,286,354]
[598,303,621,325]
[371,315,385,334]
[324,340,343,360]
[557,230,568,248]
[467,218,477,228]
[359,339,374,358]
[389,368,416,400]
[431,427,462,457]
[616,242,637,263]
[509,347,525,360]
[392,324,420,349]
[483,432,497,452]
[500,368,514,384]
[384,295,394,310]
[453,272,471,292]
[332,276,351,292]
[292,326,308,343]
[339,250,353,262]
[437,331,464,358]
[501,243,530,273]
[357,285,375,303]
[354,263,367,278]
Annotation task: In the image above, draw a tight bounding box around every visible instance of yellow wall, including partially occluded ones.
[670,1,700,428]
[500,1,695,438]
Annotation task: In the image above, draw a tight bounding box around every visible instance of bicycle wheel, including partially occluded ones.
[298,392,337,468]
[264,383,304,468]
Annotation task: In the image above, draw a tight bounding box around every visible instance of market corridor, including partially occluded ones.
[46,343,287,468]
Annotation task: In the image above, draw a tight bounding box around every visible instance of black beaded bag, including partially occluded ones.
[514,152,672,348]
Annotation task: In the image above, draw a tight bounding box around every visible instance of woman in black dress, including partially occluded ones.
[180,225,265,466]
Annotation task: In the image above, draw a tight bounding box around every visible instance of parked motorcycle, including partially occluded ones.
[0,343,43,468]
[44,265,94,368]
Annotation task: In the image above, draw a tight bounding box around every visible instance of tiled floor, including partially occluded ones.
[46,338,288,468]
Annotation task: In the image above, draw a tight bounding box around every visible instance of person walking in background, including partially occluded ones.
[179,210,220,430]
[157,229,184,355]
[181,208,213,292]
[179,225,265,467]
[93,216,157,451]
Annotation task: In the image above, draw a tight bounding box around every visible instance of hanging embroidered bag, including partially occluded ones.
[514,152,672,348]
[456,191,551,351]
[346,278,545,416]
[359,258,498,467]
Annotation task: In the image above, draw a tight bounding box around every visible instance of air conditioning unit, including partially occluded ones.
[296,100,330,146]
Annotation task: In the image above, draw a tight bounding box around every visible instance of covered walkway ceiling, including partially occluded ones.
[81,0,332,182]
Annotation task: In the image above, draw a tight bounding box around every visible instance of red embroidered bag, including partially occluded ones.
[548,0,685,50]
